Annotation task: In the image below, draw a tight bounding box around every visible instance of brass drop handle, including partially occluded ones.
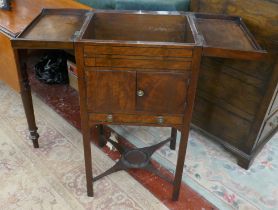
[107,114,113,122]
[157,116,164,124]
[137,90,144,97]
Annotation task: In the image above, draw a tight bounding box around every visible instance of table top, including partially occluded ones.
[0,0,89,37]
[12,9,266,60]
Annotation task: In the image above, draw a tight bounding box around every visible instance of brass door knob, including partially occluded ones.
[107,114,113,122]
[157,116,164,124]
[137,90,144,97]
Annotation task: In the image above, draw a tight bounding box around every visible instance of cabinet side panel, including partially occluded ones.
[191,0,278,155]
[197,58,266,117]
[193,96,252,153]
[0,33,20,92]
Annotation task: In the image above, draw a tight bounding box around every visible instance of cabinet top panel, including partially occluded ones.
[12,9,91,49]
[80,10,195,45]
[0,0,89,38]
[19,9,87,41]
[193,13,267,60]
[11,9,267,60]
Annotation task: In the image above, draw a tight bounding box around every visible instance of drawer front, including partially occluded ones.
[83,45,193,71]
[84,56,192,70]
[86,70,136,113]
[258,111,278,143]
[136,71,190,114]
[89,113,184,125]
[84,45,193,58]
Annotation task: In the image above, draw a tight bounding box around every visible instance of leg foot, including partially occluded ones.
[237,157,252,170]
[170,128,177,150]
[30,129,39,148]
[172,189,179,201]
[31,139,39,148]
[172,129,189,201]
[87,190,93,197]
[83,123,94,197]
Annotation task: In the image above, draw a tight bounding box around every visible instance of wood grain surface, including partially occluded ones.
[191,0,278,168]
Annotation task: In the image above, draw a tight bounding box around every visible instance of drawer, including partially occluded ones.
[89,113,184,126]
[258,111,278,143]
[84,45,193,58]
[84,56,192,70]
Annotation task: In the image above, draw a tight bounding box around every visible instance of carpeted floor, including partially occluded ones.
[1,76,277,210]
[0,81,168,210]
[111,124,278,210]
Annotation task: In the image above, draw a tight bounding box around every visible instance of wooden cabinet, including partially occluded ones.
[2,1,276,173]
[81,42,195,130]
[72,11,202,200]
[11,9,266,200]
[191,0,278,169]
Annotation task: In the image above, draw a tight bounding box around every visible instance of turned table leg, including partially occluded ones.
[15,49,39,148]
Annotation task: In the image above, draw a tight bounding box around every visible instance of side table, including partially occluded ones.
[11,9,266,201]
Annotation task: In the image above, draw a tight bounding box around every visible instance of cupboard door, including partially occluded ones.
[136,72,190,114]
[86,70,136,113]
